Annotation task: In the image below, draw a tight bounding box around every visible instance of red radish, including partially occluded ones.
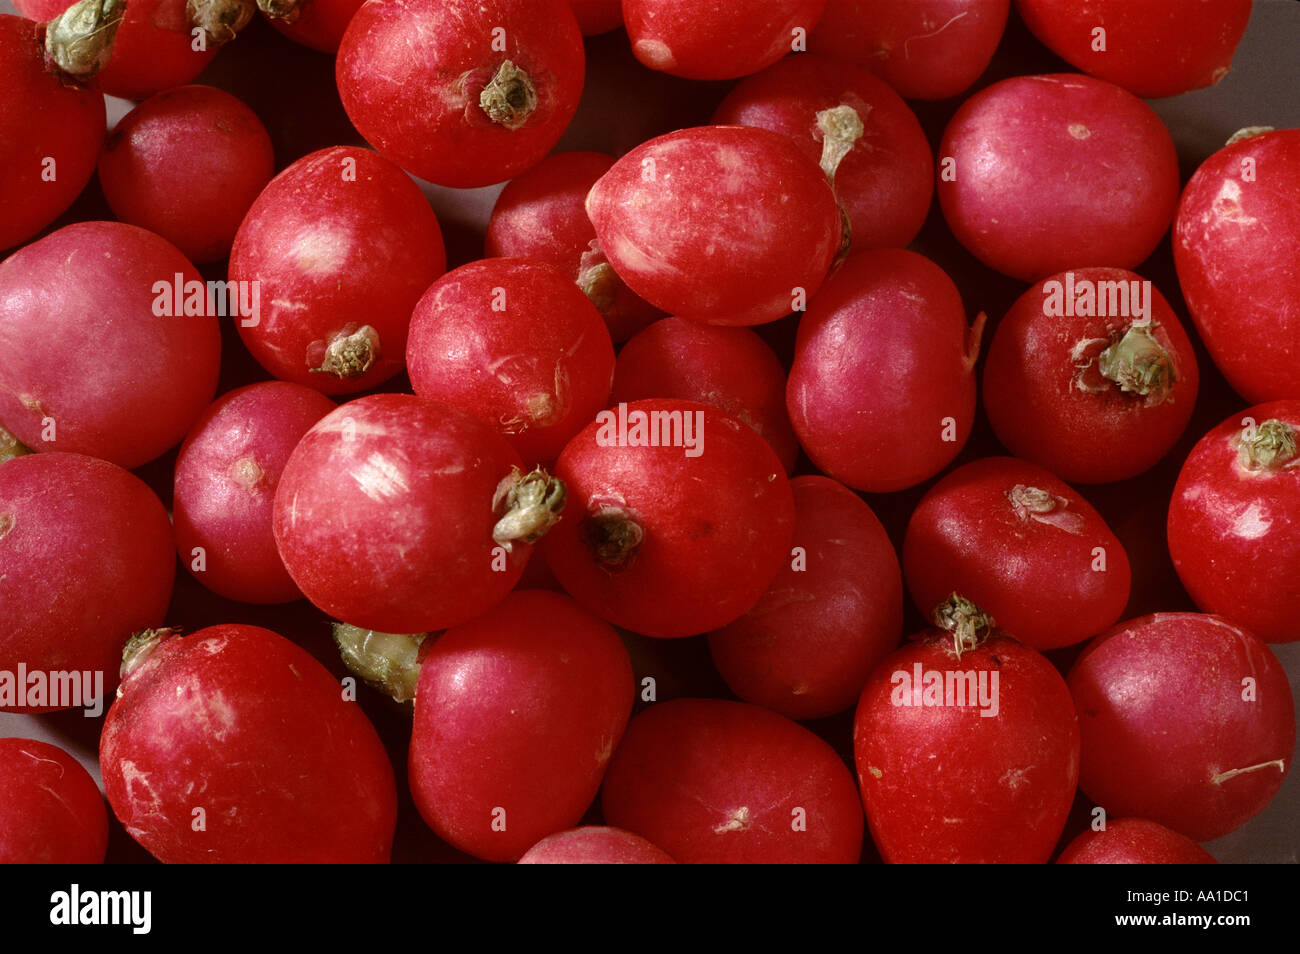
[0,738,108,863]
[786,248,983,493]
[1017,0,1251,99]
[611,317,799,473]
[585,125,841,327]
[1069,613,1295,842]
[14,0,234,101]
[1173,127,1300,404]
[1167,401,1300,644]
[0,8,108,251]
[711,53,933,252]
[336,0,585,187]
[518,827,675,864]
[405,258,615,465]
[262,0,364,53]
[708,475,903,720]
[622,0,826,80]
[601,698,864,863]
[568,0,621,36]
[98,86,275,265]
[542,399,794,638]
[982,268,1199,484]
[174,382,336,605]
[1056,818,1217,865]
[484,151,661,343]
[854,596,1080,863]
[810,0,1009,101]
[904,457,1131,651]
[229,146,446,395]
[1,453,173,709]
[0,221,222,469]
[101,624,397,863]
[408,591,634,862]
[937,74,1179,282]
[273,394,565,634]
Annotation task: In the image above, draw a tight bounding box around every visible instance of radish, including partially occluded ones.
[601,698,864,863]
[1056,818,1216,864]
[407,591,634,862]
[622,0,827,80]
[710,53,934,253]
[1017,0,1251,99]
[518,827,675,864]
[273,394,564,634]
[0,4,110,251]
[229,146,446,395]
[1173,127,1300,404]
[173,382,336,605]
[585,125,841,327]
[1,453,173,708]
[787,248,983,492]
[937,74,1179,282]
[100,624,398,863]
[98,85,274,265]
[0,222,221,469]
[708,475,903,719]
[542,399,794,638]
[903,457,1131,650]
[1068,613,1295,841]
[336,0,585,187]
[809,0,1009,101]
[854,596,1080,863]
[0,738,108,863]
[406,258,615,465]
[982,268,1199,484]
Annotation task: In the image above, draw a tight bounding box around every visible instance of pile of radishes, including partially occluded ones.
[0,0,1296,865]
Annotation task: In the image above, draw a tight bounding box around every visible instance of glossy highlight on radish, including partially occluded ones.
[586,125,841,327]
[274,394,564,634]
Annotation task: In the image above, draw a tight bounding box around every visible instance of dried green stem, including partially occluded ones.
[816,104,865,186]
[255,0,300,22]
[333,623,427,704]
[120,627,181,682]
[1008,485,1054,514]
[1098,323,1174,405]
[932,594,994,659]
[480,60,537,129]
[44,0,125,78]
[1211,760,1285,785]
[188,0,255,44]
[578,260,619,313]
[492,466,565,550]
[0,424,32,463]
[1239,419,1296,471]
[310,325,380,379]
[1225,126,1275,146]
